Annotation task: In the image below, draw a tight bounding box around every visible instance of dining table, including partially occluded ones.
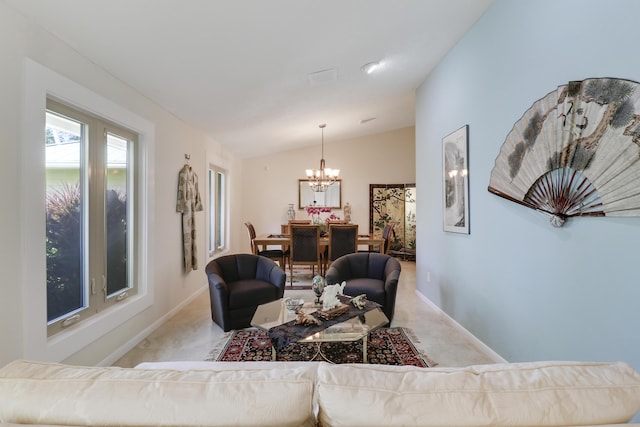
[253,233,385,253]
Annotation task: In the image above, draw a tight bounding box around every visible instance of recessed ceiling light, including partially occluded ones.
[361,61,380,74]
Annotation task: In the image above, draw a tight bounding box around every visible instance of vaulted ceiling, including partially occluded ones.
[6,0,493,157]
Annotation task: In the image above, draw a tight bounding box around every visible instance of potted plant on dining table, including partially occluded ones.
[305,205,340,236]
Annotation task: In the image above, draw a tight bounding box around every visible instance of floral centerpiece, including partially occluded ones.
[305,205,332,223]
[305,205,340,235]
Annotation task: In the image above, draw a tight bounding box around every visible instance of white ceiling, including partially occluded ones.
[6,0,493,158]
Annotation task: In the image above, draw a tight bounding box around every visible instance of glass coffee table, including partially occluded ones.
[251,298,389,363]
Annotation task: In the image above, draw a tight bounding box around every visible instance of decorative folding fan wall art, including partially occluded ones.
[488,77,640,227]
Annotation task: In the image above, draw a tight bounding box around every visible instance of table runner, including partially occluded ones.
[268,295,382,352]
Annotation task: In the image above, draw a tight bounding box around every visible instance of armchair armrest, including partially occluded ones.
[269,267,286,294]
[383,267,400,301]
[251,255,286,299]
[205,262,229,293]
[208,273,229,292]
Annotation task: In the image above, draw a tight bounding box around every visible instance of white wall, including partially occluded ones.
[241,127,415,241]
[0,3,243,366]
[416,0,640,376]
[0,3,25,366]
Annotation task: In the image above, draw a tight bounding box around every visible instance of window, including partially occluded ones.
[23,59,154,361]
[45,99,137,335]
[208,165,227,255]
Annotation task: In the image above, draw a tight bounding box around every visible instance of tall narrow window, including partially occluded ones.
[208,165,227,255]
[105,132,132,296]
[45,109,86,322]
[45,99,138,335]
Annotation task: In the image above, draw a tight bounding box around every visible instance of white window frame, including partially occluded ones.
[45,100,140,336]
[208,164,228,256]
[22,59,155,362]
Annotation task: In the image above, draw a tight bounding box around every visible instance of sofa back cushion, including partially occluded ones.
[316,361,640,426]
[0,360,316,427]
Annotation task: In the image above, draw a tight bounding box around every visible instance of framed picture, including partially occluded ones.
[442,125,470,234]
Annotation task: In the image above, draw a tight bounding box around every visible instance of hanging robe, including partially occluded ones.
[176,164,203,272]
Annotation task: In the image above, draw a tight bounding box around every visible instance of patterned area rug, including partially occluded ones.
[206,327,436,367]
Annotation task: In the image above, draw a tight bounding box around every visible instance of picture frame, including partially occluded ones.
[442,125,470,234]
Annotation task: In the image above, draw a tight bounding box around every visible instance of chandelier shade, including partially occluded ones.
[306,124,339,192]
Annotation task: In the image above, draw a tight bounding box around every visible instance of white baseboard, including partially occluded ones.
[98,286,209,366]
[414,290,507,364]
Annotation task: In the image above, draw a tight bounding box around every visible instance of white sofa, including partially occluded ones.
[0,359,639,427]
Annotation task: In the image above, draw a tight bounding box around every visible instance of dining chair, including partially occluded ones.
[325,223,358,272]
[326,219,349,224]
[289,224,323,286]
[244,222,288,268]
[283,219,312,235]
[359,222,396,254]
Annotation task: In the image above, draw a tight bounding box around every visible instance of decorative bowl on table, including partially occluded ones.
[284,298,304,313]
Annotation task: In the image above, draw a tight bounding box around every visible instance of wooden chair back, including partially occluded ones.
[326,219,349,224]
[283,219,312,234]
[381,222,397,254]
[244,221,258,254]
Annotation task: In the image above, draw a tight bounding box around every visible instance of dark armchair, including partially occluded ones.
[325,252,401,323]
[205,254,286,332]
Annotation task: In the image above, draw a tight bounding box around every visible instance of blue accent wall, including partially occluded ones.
[416,0,640,388]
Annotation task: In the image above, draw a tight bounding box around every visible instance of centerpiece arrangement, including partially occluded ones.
[305,204,340,235]
[316,282,349,320]
[294,282,350,325]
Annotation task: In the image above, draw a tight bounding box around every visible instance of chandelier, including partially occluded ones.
[305,124,339,192]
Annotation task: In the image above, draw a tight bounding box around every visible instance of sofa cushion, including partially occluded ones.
[0,360,316,427]
[316,361,640,427]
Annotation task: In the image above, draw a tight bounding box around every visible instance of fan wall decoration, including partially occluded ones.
[488,77,640,227]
